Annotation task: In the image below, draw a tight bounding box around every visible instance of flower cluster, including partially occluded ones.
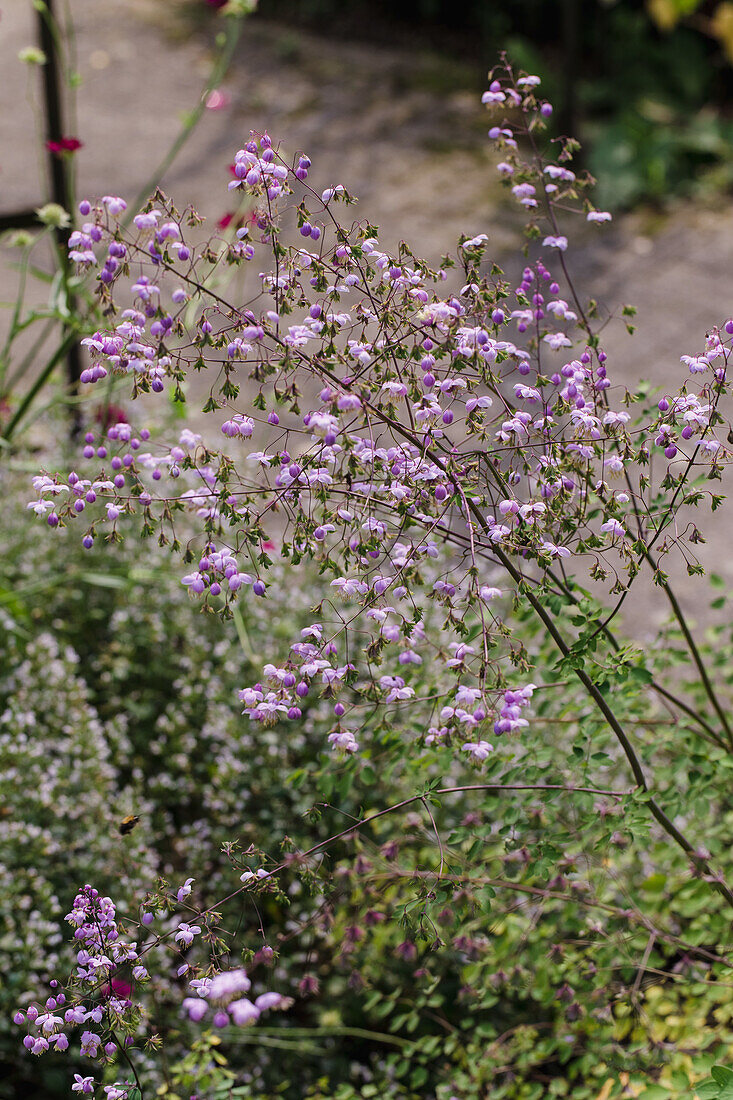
[183,967,292,1028]
[22,63,733,802]
[30,60,733,778]
[13,886,145,1097]
[13,870,296,1095]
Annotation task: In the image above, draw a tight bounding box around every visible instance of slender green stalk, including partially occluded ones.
[1,329,77,443]
[1,319,54,398]
[123,17,244,226]
[230,1024,413,1049]
[637,542,733,748]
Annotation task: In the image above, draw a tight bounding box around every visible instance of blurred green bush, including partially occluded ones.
[7,440,733,1098]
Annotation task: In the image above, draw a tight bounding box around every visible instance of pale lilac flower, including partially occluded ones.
[462,233,489,249]
[542,541,571,558]
[544,166,575,182]
[328,729,359,753]
[102,195,127,215]
[680,354,709,374]
[601,519,625,538]
[133,211,161,229]
[321,185,345,203]
[228,998,260,1026]
[175,923,201,948]
[80,1031,100,1057]
[255,991,292,1011]
[542,235,568,251]
[240,868,270,885]
[104,1087,127,1100]
[27,499,54,515]
[331,577,369,598]
[35,1012,62,1036]
[177,877,194,903]
[207,969,251,1004]
[183,998,208,1022]
[462,741,494,761]
[543,333,573,351]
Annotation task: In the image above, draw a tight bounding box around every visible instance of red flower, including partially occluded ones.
[94,403,128,430]
[101,976,132,1000]
[46,136,83,155]
[216,211,253,231]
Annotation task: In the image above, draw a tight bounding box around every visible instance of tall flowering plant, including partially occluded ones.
[16,58,733,1096]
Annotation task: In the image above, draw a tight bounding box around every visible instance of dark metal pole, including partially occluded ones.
[37,0,84,407]
[0,210,40,232]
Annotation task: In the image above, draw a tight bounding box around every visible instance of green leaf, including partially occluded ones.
[81,572,130,589]
[712,1067,733,1087]
[694,1086,720,1100]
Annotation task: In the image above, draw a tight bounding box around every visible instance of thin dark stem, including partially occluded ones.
[520,95,733,749]
[187,784,629,924]
[109,1025,143,1098]
[637,541,733,749]
[540,562,725,744]
[489,540,733,908]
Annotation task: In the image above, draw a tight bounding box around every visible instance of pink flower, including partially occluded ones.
[47,136,82,154]
[206,89,231,110]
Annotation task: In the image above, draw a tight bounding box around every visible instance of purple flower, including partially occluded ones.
[177,877,195,902]
[72,1076,95,1094]
[175,922,201,948]
[80,1031,101,1057]
[228,998,260,1026]
[183,997,208,1022]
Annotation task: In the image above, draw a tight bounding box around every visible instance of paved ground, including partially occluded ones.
[0,1,508,254]
[2,0,733,637]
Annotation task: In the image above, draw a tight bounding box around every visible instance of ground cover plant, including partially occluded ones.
[10,50,733,1100]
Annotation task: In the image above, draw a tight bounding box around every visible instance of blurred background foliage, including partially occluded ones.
[233,0,733,209]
